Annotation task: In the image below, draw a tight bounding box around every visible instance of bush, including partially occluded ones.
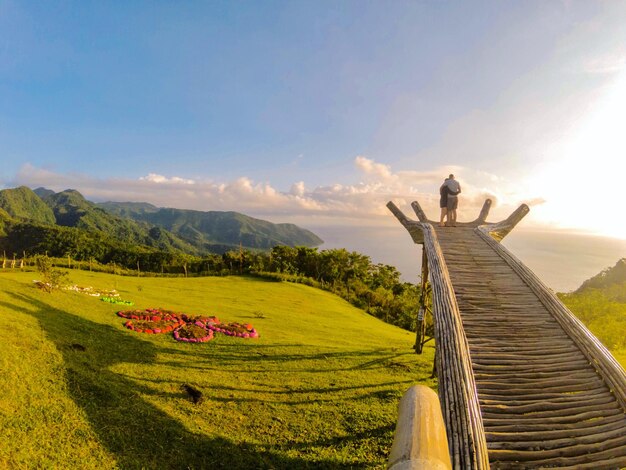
[34,255,69,293]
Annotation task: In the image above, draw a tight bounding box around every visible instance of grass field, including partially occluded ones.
[0,270,435,469]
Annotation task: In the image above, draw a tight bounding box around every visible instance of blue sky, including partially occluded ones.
[2,1,626,237]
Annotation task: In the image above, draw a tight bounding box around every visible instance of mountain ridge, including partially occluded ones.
[98,201,323,251]
[0,186,56,225]
[576,258,626,292]
[0,186,322,257]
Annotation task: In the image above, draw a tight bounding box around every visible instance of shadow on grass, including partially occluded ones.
[110,374,413,407]
[5,292,372,469]
[155,342,426,375]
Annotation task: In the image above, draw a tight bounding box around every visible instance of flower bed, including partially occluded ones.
[117,308,181,322]
[208,321,259,338]
[124,318,185,334]
[181,314,220,326]
[173,323,214,343]
[117,308,257,342]
[64,285,119,297]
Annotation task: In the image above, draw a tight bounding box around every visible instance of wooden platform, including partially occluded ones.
[435,225,626,469]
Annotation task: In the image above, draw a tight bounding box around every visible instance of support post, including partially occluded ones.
[415,247,430,354]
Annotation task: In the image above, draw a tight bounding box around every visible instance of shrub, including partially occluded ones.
[34,254,69,293]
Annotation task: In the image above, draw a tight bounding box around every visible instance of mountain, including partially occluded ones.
[560,259,626,352]
[97,201,159,218]
[33,187,56,199]
[0,186,56,225]
[98,202,323,251]
[576,258,626,292]
[0,207,12,236]
[36,189,200,254]
[0,187,322,260]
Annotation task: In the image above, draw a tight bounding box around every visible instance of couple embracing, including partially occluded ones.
[439,174,461,227]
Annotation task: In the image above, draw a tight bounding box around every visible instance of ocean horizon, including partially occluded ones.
[311,224,626,293]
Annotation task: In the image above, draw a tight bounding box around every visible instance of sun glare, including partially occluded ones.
[528,72,626,239]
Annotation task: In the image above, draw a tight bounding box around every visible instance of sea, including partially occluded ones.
[310,224,626,293]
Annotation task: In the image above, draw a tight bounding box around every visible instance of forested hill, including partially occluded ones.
[0,186,322,257]
[576,258,626,293]
[98,202,323,250]
[0,185,56,224]
[0,186,199,255]
[559,258,626,353]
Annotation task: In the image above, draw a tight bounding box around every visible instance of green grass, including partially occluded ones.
[559,289,626,370]
[613,349,626,368]
[0,270,434,469]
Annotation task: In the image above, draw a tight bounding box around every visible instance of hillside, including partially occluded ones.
[99,202,323,251]
[0,270,429,468]
[41,189,199,254]
[0,208,11,236]
[0,186,56,225]
[559,258,626,360]
[576,258,626,294]
[0,187,323,260]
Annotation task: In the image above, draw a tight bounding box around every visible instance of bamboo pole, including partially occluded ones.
[415,247,429,354]
[481,204,529,241]
[471,199,492,225]
[387,202,425,244]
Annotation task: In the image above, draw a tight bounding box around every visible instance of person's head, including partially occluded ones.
[449,174,455,179]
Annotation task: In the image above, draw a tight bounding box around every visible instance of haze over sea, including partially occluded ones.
[313,224,626,293]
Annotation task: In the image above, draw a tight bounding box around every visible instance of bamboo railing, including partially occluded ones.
[387,202,490,470]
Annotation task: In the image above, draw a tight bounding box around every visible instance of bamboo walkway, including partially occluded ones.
[388,199,626,469]
[435,226,626,469]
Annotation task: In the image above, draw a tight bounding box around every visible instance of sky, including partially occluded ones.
[2,1,626,239]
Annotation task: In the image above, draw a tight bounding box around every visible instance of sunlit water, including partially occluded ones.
[310,225,626,293]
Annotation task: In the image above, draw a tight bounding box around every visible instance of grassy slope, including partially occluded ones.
[559,289,626,369]
[0,270,434,469]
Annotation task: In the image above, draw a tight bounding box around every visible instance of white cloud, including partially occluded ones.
[354,155,394,181]
[10,159,532,227]
[139,173,195,185]
[290,181,306,197]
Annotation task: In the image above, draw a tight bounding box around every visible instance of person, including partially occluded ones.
[443,174,461,226]
[439,178,450,227]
